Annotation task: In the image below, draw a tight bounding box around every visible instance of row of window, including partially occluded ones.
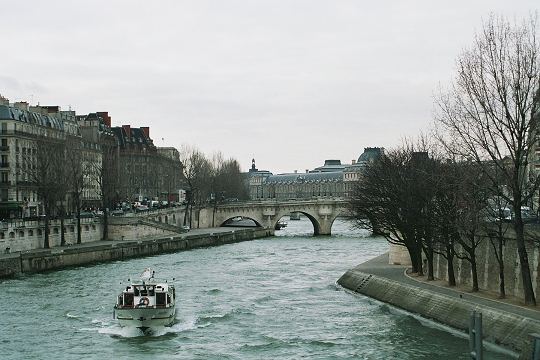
[0,224,98,239]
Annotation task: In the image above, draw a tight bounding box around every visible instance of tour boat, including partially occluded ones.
[113,269,176,330]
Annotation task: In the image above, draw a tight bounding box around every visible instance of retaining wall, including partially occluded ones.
[337,267,539,357]
[0,227,272,278]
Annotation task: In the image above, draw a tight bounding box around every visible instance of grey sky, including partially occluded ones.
[1,1,537,174]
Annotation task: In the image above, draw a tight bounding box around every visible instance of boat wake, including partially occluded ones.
[89,317,198,338]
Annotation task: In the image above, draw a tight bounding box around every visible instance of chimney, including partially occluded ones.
[122,125,131,139]
[14,102,29,111]
[141,127,150,138]
[97,112,111,127]
[352,160,356,164]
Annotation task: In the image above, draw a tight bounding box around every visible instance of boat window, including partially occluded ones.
[124,293,134,306]
[156,293,166,306]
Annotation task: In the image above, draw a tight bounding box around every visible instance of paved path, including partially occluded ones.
[353,253,540,321]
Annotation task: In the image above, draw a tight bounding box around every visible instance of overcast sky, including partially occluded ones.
[1,1,537,174]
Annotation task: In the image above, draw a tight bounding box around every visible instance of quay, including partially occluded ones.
[338,253,540,359]
[0,227,271,278]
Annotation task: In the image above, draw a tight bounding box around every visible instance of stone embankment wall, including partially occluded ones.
[0,218,102,252]
[337,267,540,356]
[432,226,540,301]
[0,208,186,253]
[0,227,271,278]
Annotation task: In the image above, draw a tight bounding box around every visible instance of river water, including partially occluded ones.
[1,217,514,359]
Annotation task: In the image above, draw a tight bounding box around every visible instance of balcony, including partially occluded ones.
[0,162,9,168]
[0,146,9,152]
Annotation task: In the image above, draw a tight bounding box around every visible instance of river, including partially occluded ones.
[0,216,514,359]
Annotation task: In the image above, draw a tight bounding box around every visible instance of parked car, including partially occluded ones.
[512,207,538,223]
[111,210,124,216]
[181,225,190,231]
[136,205,149,212]
[79,211,95,218]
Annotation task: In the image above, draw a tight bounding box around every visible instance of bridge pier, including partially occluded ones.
[316,216,333,235]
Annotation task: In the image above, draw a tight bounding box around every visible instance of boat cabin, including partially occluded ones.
[116,282,175,309]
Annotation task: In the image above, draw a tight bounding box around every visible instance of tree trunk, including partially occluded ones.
[425,246,434,281]
[77,208,82,244]
[102,211,109,241]
[516,227,536,305]
[498,239,505,299]
[446,244,456,287]
[60,217,65,246]
[499,261,506,299]
[471,256,479,292]
[406,244,420,273]
[44,217,50,249]
[416,248,424,276]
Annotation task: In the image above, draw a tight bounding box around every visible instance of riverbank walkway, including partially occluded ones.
[352,252,540,321]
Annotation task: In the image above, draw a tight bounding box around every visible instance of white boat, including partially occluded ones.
[113,269,176,330]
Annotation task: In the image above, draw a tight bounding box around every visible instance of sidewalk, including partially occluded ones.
[352,253,540,322]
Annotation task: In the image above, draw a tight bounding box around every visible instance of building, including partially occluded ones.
[0,95,80,218]
[0,94,185,220]
[111,126,184,204]
[248,147,383,200]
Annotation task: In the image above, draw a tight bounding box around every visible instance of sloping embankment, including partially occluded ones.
[337,266,540,357]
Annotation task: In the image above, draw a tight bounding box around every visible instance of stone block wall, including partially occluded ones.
[432,229,540,300]
[0,218,103,252]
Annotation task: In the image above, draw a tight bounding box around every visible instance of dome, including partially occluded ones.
[357,147,383,164]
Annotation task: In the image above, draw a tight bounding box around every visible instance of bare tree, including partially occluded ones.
[27,137,68,248]
[212,152,249,201]
[93,140,119,241]
[179,144,212,227]
[434,13,540,305]
[65,136,86,244]
[348,147,428,275]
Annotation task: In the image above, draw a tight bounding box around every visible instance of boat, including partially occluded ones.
[113,269,176,331]
[275,220,288,230]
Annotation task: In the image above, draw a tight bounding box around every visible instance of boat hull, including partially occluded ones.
[115,306,176,329]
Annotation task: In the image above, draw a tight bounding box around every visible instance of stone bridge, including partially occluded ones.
[197,199,349,235]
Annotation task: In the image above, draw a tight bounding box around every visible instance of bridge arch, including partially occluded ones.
[219,216,263,228]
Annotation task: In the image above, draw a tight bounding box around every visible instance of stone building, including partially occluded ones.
[111,126,184,204]
[248,147,383,200]
[0,94,184,220]
[0,95,80,218]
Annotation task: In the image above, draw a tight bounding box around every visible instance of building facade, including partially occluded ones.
[0,96,80,218]
[0,94,184,220]
[247,147,383,201]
